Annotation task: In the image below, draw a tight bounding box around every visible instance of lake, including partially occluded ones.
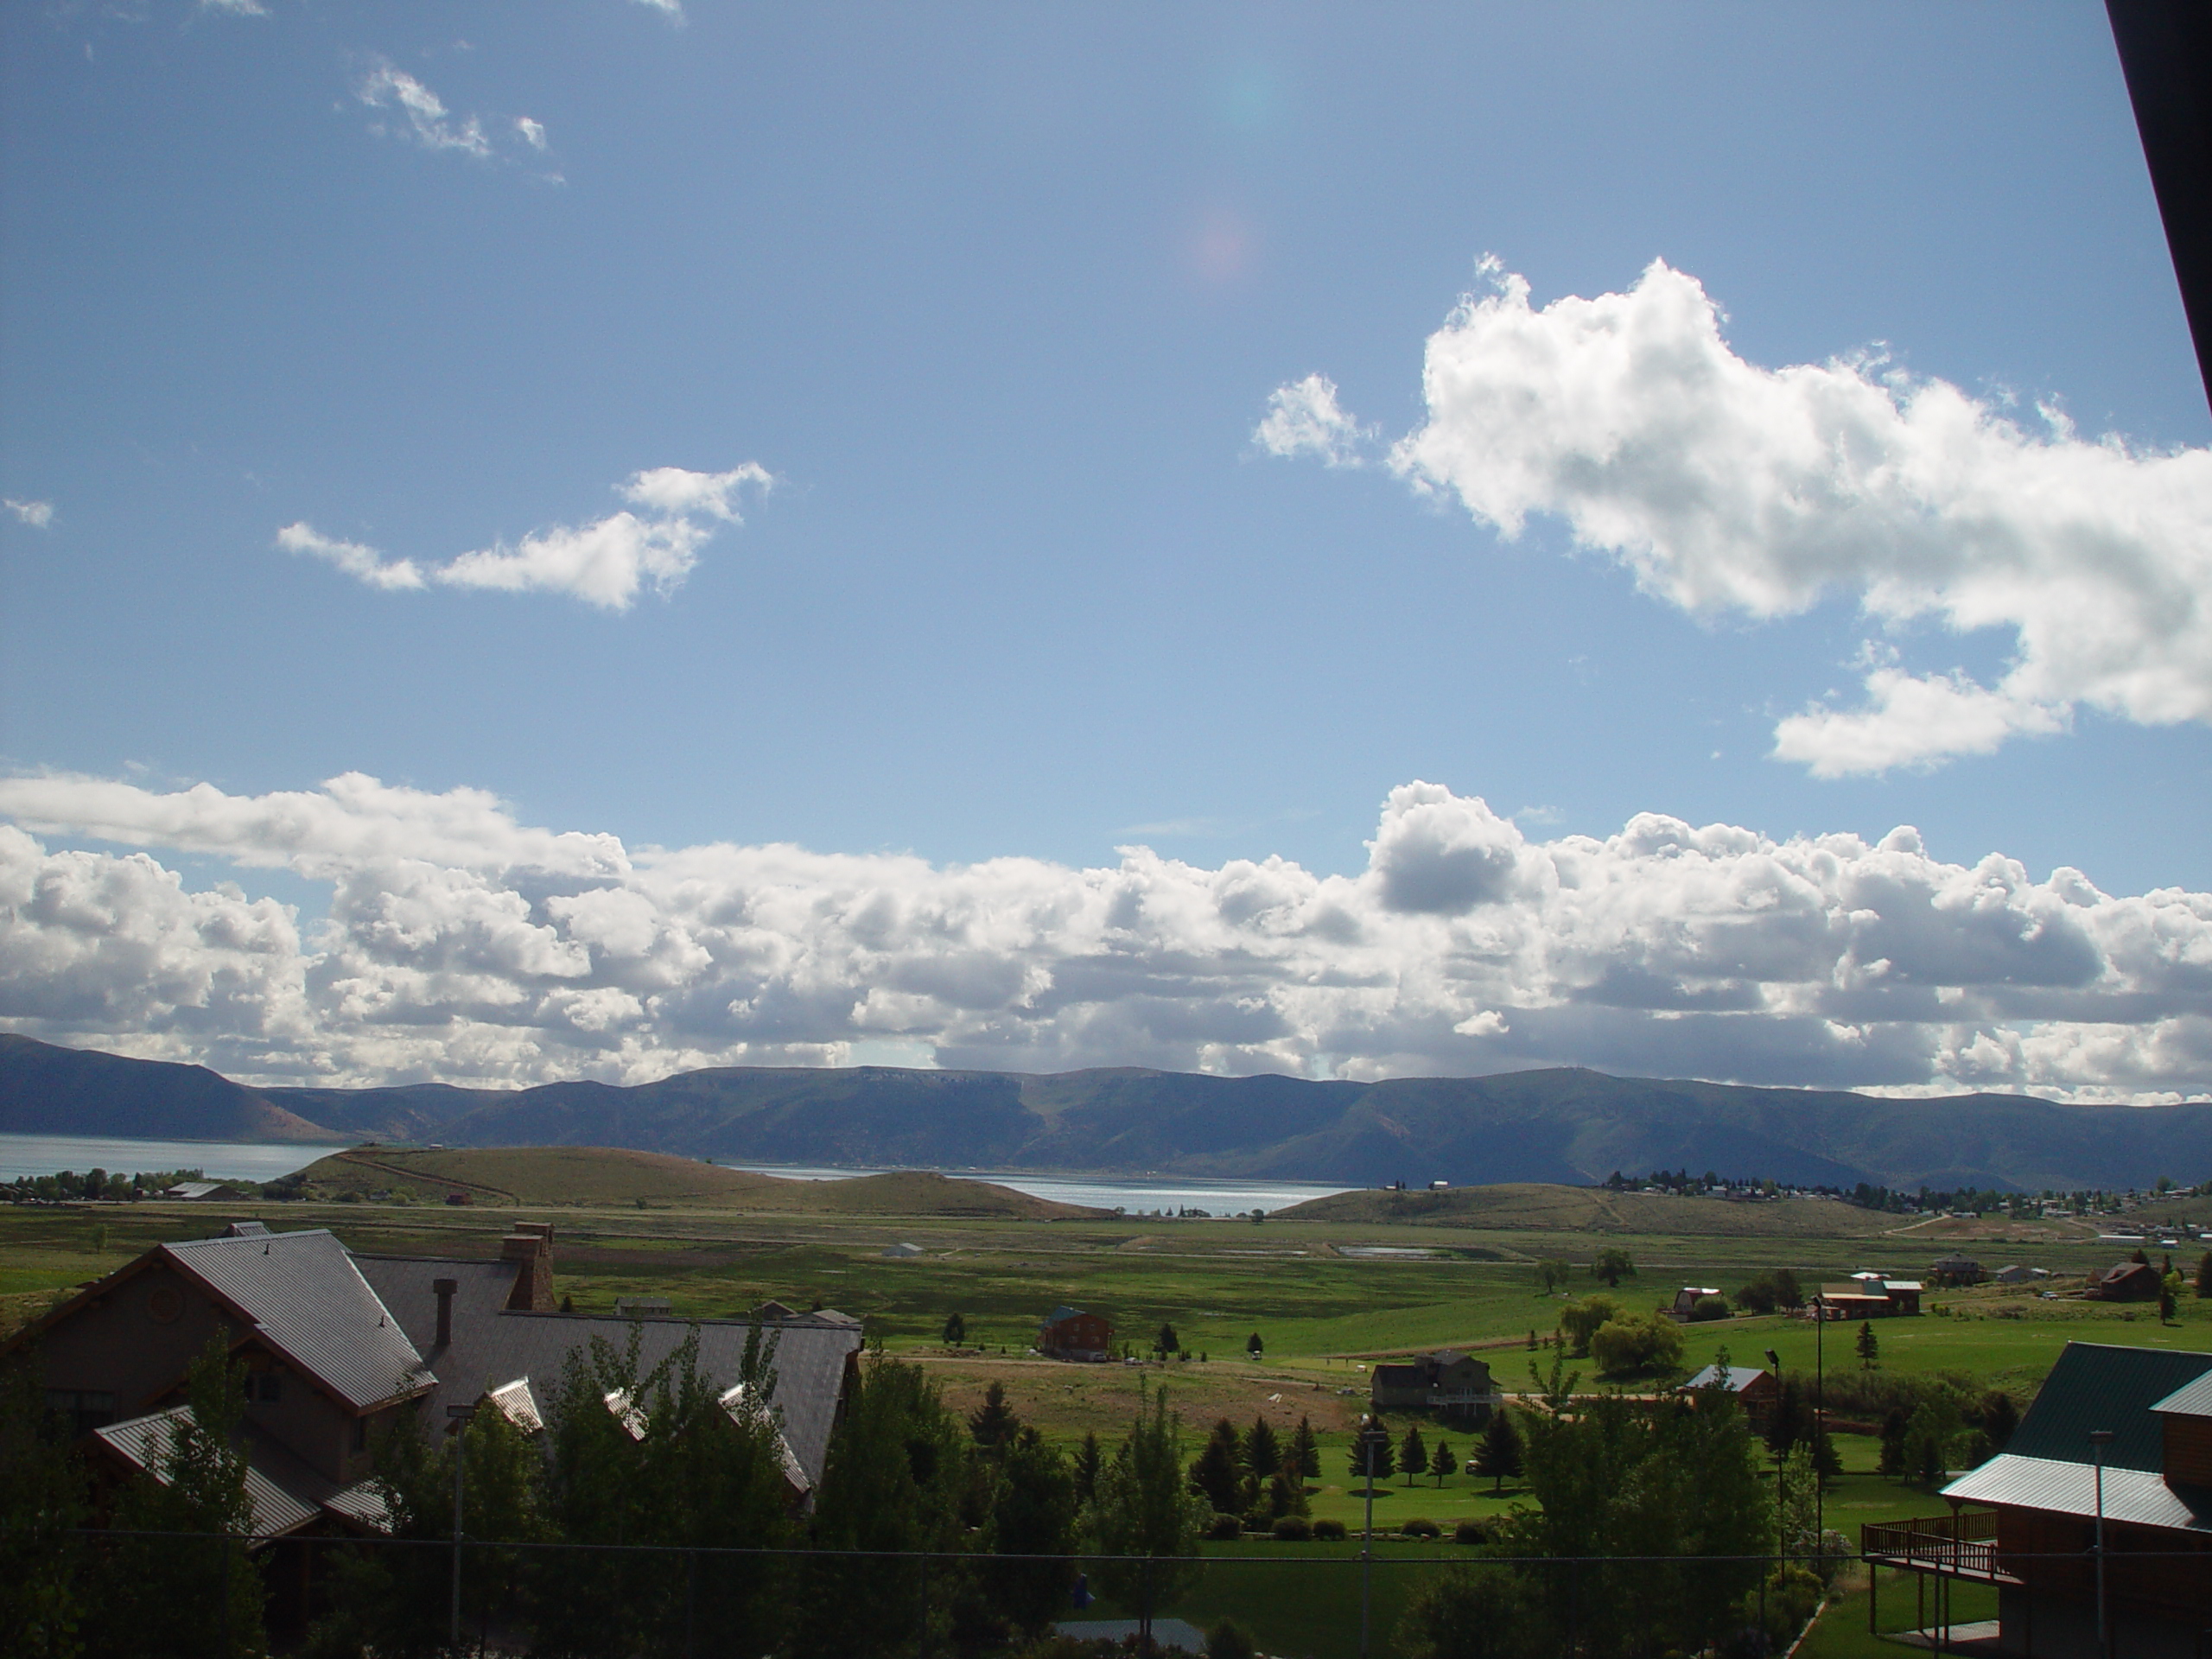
[0,1133,1357,1214]
[0,1133,334,1184]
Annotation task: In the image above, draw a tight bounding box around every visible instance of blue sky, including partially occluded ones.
[3,3,2209,1101]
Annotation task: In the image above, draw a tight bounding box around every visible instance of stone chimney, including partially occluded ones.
[433,1278,457,1349]
[501,1224,556,1312]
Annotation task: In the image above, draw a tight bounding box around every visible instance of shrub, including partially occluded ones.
[1312,1519,1347,1541]
[1452,1518,1491,1545]
[1207,1512,1244,1541]
[1400,1517,1441,1539]
[1689,1295,1732,1323]
[1269,1515,1311,1541]
[1587,1311,1685,1376]
[1206,1621,1259,1659]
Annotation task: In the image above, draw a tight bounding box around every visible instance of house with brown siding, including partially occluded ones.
[1862,1343,2212,1659]
[1038,1305,1113,1360]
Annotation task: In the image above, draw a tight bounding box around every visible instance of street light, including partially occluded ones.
[1356,1414,1390,1659]
[448,1402,477,1656]
[2089,1429,2113,1659]
[1812,1294,1825,1550]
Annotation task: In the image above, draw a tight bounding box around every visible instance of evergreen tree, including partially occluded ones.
[1287,1416,1321,1480]
[1155,1323,1180,1359]
[1856,1320,1880,1370]
[795,1351,967,1659]
[1348,1416,1395,1487]
[1246,1332,1263,1358]
[983,1427,1078,1637]
[1878,1406,1910,1480]
[942,1311,966,1346]
[1766,1378,1811,1456]
[1400,1423,1427,1487]
[0,1348,86,1659]
[1471,1410,1522,1493]
[2196,1250,2212,1299]
[1977,1390,2019,1452]
[1072,1430,1103,1504]
[969,1379,1020,1452]
[1188,1419,1243,1515]
[1430,1438,1454,1488]
[1242,1417,1281,1483]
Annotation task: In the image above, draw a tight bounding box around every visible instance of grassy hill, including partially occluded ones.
[288,1145,1105,1217]
[1276,1182,1900,1237]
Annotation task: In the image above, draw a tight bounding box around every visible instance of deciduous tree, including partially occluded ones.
[1591,1248,1637,1287]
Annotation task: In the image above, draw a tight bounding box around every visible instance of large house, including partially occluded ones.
[7,1218,865,1624]
[1677,1363,1779,1432]
[1816,1271,1923,1319]
[1038,1305,1113,1361]
[1863,1342,2212,1659]
[2086,1258,2164,1302]
[1369,1350,1500,1422]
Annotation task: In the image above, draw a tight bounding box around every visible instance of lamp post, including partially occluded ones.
[448,1402,476,1656]
[1813,1294,1825,1549]
[1357,1414,1388,1659]
[2089,1429,2113,1659]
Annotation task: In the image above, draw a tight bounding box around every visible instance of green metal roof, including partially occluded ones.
[2008,1342,2212,1473]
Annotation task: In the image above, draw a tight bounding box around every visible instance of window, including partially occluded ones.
[259,1374,283,1404]
[45,1389,116,1439]
[351,1414,369,1453]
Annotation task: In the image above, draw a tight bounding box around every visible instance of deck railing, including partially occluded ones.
[1862,1510,2014,1583]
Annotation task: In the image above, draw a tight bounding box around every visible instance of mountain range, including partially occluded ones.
[3,1034,2207,1192]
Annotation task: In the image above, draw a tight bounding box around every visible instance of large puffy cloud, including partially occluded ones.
[277,464,770,611]
[1263,258,2212,775]
[3,773,2209,1101]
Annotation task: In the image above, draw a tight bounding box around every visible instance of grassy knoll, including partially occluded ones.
[289,1147,1103,1217]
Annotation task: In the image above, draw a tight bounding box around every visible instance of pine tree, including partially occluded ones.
[969,1379,1020,1451]
[0,1348,86,1659]
[942,1311,966,1346]
[1287,1416,1321,1480]
[1246,1332,1263,1357]
[1399,1423,1427,1487]
[2195,1250,2212,1300]
[1242,1417,1281,1483]
[1856,1320,1880,1370]
[1188,1419,1242,1515]
[1156,1323,1179,1359]
[1471,1409,1522,1493]
[1072,1431,1103,1505]
[1348,1417,1395,1487]
[1430,1438,1454,1487]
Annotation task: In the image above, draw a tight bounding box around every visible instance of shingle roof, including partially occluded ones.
[355,1255,861,1489]
[2002,1342,2212,1473]
[163,1230,427,1412]
[1943,1452,2211,1532]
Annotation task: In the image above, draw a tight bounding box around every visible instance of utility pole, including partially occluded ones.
[1356,1414,1388,1659]
[2089,1429,2113,1659]
[448,1403,476,1656]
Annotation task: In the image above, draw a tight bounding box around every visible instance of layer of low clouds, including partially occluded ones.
[3,773,2207,1102]
[5,499,55,528]
[276,464,770,611]
[1261,258,2212,777]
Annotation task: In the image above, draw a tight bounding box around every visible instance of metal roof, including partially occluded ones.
[94,1405,385,1542]
[485,1376,545,1435]
[1943,1452,2212,1533]
[355,1254,861,1490]
[2005,1342,2212,1473]
[163,1230,428,1412]
[1681,1364,1769,1394]
[2152,1371,2212,1421]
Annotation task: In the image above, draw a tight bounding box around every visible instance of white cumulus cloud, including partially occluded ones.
[276,464,769,611]
[3,772,2208,1102]
[514,117,548,152]
[1268,257,2212,775]
[1253,373,1368,467]
[5,499,55,528]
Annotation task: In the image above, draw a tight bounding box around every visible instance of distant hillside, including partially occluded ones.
[0,1035,342,1143]
[1277,1182,1897,1236]
[8,1036,2212,1192]
[290,1145,1103,1217]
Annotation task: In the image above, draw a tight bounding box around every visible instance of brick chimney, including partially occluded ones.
[433,1278,457,1349]
[501,1224,556,1312]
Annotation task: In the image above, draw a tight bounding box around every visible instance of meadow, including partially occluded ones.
[4,1168,2206,1658]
